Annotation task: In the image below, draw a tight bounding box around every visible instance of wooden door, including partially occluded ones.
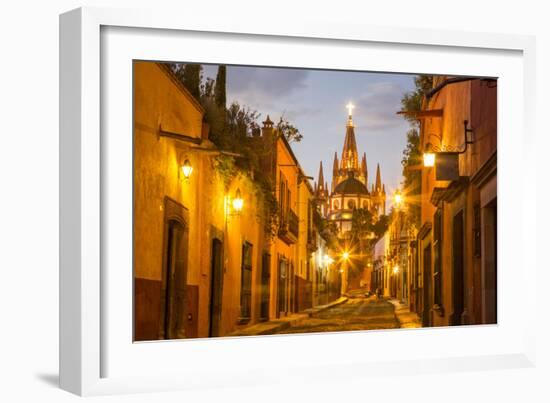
[162,220,187,339]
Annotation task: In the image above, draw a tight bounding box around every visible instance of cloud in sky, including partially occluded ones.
[353,81,409,131]
[222,66,311,114]
[203,63,416,202]
[228,66,310,98]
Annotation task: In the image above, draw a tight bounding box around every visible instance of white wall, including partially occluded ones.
[0,1,548,402]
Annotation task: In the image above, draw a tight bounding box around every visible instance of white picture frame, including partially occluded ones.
[60,6,537,396]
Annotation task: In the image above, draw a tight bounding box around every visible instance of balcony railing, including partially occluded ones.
[278,209,299,244]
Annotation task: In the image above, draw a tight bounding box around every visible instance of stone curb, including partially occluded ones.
[229,297,349,336]
[388,299,422,328]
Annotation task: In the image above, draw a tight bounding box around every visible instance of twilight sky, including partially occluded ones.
[203,64,416,198]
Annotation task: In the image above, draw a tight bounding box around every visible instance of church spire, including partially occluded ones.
[361,152,368,182]
[317,161,325,191]
[375,163,382,192]
[333,152,339,176]
[341,103,359,171]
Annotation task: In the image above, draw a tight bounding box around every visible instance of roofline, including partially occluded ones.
[155,62,205,114]
[278,133,314,193]
[426,76,496,99]
[279,132,301,168]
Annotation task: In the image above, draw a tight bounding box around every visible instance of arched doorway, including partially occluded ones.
[159,197,189,339]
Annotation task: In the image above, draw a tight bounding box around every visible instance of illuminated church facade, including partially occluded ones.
[314,104,386,236]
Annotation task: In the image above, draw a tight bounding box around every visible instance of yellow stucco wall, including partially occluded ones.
[134,61,266,337]
[134,61,206,283]
[268,137,300,317]
[419,78,490,326]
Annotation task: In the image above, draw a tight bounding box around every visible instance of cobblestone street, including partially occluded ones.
[275,296,400,335]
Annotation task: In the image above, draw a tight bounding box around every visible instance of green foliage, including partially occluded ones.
[166,62,302,239]
[214,65,226,108]
[400,75,434,126]
[251,172,279,239]
[372,214,389,239]
[171,63,203,101]
[214,155,238,189]
[276,117,303,143]
[213,154,279,238]
[351,208,374,239]
[314,210,339,248]
[399,75,432,228]
[401,128,421,226]
[348,209,389,263]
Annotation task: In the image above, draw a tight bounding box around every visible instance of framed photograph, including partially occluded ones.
[60,7,536,396]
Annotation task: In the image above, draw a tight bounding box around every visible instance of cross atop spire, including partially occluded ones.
[346,102,355,117]
[346,101,355,127]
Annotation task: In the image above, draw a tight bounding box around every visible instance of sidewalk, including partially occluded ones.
[228,296,348,336]
[388,299,422,328]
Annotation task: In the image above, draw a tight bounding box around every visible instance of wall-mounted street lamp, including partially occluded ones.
[225,188,245,221]
[422,120,475,169]
[342,251,350,261]
[423,152,436,168]
[393,265,400,275]
[232,188,244,213]
[181,158,193,180]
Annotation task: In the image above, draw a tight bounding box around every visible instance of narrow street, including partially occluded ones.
[275,296,400,335]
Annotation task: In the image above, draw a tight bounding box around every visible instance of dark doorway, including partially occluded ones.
[277,258,287,318]
[159,197,189,340]
[161,220,188,339]
[260,252,271,321]
[209,238,224,337]
[483,200,497,324]
[422,243,432,327]
[451,210,465,325]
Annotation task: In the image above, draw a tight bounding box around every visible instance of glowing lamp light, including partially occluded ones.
[342,251,350,260]
[394,192,403,207]
[232,188,244,213]
[423,152,435,167]
[181,159,193,179]
[393,265,400,274]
